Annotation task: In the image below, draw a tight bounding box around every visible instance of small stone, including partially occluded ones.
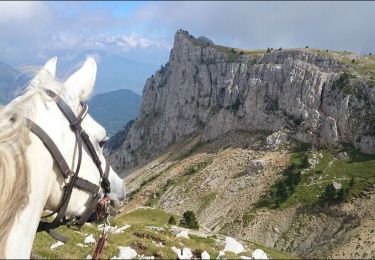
[266,131,288,149]
[333,181,342,190]
[50,241,64,250]
[273,227,281,234]
[84,234,96,244]
[336,152,349,160]
[201,251,210,260]
[247,160,266,174]
[176,230,189,239]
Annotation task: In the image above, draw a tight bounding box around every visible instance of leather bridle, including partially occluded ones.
[26,89,111,233]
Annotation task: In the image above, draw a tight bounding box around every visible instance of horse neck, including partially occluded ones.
[5,135,55,258]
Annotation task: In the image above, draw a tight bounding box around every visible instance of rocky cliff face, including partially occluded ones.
[111,30,375,170]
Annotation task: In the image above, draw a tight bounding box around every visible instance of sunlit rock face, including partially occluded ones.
[110,29,375,169]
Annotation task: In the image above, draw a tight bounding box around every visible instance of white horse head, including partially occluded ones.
[0,57,126,258]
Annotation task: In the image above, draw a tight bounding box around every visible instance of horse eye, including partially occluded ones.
[99,139,107,148]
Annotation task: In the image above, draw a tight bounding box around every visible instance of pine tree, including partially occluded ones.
[276,182,288,201]
[336,188,347,202]
[168,215,177,225]
[180,211,199,229]
[322,183,336,201]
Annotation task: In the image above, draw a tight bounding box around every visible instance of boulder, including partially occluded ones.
[223,237,245,254]
[252,249,268,259]
[266,131,288,149]
[336,152,349,160]
[111,247,138,259]
[248,160,266,174]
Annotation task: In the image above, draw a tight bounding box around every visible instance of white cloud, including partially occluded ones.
[0,1,50,24]
[81,34,168,53]
[131,1,375,54]
[1,1,374,67]
[0,2,169,65]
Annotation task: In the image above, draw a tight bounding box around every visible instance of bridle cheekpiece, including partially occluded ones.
[26,89,112,234]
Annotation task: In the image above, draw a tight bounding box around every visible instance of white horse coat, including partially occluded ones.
[0,57,126,258]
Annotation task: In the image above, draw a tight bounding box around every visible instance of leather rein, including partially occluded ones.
[26,89,112,233]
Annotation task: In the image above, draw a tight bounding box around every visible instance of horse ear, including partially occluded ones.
[42,56,57,77]
[65,57,97,101]
[30,57,57,87]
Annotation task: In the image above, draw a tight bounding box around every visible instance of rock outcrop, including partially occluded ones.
[110,30,375,170]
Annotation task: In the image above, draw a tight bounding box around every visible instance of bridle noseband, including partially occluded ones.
[26,89,111,232]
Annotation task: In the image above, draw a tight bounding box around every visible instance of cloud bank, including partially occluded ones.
[0,1,374,67]
[132,1,375,54]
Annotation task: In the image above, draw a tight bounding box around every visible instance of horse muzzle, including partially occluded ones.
[87,194,123,222]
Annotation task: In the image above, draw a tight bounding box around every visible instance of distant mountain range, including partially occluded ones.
[88,89,141,136]
[49,49,159,95]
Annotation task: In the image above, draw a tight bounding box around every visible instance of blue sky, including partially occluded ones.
[0,1,374,83]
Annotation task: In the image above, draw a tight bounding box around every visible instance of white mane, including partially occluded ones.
[0,71,63,257]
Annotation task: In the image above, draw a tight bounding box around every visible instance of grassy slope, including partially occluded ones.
[256,145,375,209]
[303,48,375,82]
[32,208,295,259]
[191,36,375,82]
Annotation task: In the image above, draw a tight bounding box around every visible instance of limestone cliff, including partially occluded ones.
[110,29,375,170]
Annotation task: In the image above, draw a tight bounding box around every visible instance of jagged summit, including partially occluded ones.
[109,29,375,170]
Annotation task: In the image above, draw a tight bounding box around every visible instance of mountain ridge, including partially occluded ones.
[109,29,375,170]
[88,89,141,136]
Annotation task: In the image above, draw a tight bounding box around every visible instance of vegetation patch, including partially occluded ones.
[197,192,217,214]
[230,96,241,111]
[332,72,355,95]
[180,210,199,229]
[114,208,173,226]
[256,151,308,209]
[242,210,256,227]
[256,144,375,209]
[189,234,215,245]
[183,159,212,176]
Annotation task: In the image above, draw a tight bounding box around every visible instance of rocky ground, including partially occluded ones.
[122,130,375,259]
[32,207,292,259]
[103,30,375,259]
